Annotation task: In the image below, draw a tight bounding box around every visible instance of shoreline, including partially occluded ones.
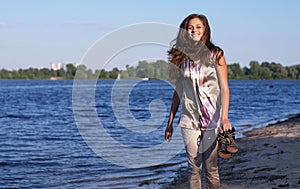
[162,114,300,188]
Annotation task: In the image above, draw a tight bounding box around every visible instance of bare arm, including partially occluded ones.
[165,84,181,142]
[216,54,232,131]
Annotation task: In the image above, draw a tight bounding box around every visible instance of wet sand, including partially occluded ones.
[163,114,300,189]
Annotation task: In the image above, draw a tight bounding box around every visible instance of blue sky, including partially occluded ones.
[1,0,299,70]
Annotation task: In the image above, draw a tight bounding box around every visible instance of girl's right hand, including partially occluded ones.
[164,126,173,142]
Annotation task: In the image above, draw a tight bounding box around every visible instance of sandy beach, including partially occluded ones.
[163,114,300,189]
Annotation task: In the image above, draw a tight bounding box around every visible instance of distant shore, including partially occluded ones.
[163,114,300,189]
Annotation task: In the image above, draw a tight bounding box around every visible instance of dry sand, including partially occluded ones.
[163,114,300,189]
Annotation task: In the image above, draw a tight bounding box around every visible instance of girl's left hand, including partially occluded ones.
[222,119,232,132]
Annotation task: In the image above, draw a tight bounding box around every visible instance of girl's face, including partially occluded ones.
[187,18,205,42]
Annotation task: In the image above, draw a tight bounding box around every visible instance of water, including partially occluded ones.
[228,80,300,135]
[0,80,299,188]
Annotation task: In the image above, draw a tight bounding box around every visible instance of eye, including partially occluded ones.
[188,26,193,30]
[196,24,203,30]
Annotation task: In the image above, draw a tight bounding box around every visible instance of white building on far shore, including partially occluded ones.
[50,62,77,71]
[51,63,64,71]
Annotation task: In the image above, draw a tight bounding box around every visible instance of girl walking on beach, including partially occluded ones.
[164,13,232,189]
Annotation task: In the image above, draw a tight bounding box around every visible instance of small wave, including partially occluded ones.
[236,113,300,138]
[0,160,62,167]
[142,161,185,170]
[4,113,48,119]
[0,162,10,166]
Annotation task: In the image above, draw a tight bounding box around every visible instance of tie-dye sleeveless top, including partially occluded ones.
[178,51,222,130]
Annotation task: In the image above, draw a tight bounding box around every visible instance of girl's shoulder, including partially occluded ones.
[208,44,224,62]
[208,43,223,54]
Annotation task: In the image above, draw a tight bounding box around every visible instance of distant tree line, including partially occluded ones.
[228,61,300,80]
[120,60,169,80]
[0,64,120,80]
[0,61,299,80]
[0,64,78,80]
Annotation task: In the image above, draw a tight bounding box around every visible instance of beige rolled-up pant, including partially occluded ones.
[181,127,220,189]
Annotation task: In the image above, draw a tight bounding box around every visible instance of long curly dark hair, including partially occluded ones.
[168,14,223,68]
